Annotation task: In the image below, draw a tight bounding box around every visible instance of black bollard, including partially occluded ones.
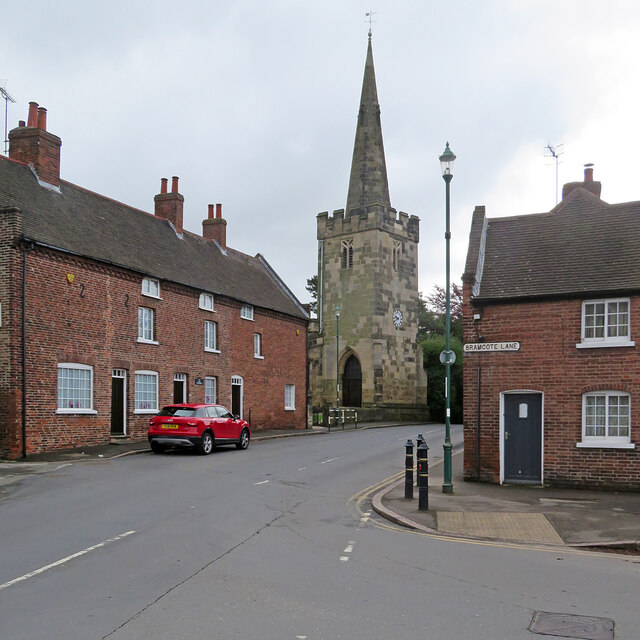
[415,434,425,485]
[417,442,429,510]
[404,439,414,499]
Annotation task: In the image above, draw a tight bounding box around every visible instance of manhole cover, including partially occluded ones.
[529,611,614,640]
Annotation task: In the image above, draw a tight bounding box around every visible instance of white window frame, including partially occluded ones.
[254,333,263,359]
[199,292,215,312]
[241,304,254,321]
[56,363,97,414]
[134,370,158,414]
[141,277,161,299]
[205,320,219,352]
[137,306,157,344]
[204,376,217,404]
[577,391,635,449]
[577,297,634,348]
[285,384,295,411]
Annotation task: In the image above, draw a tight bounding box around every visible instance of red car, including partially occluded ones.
[148,403,250,455]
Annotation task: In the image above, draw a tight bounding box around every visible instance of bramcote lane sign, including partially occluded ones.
[463,341,521,353]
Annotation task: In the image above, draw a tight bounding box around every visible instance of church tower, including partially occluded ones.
[309,34,428,421]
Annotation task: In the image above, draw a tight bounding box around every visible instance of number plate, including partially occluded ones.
[162,424,179,429]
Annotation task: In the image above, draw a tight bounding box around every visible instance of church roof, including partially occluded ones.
[345,35,391,213]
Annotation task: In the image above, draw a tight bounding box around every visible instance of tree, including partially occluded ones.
[306,275,318,314]
[419,282,464,423]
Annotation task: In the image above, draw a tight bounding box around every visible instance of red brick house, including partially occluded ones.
[462,166,639,490]
[0,102,308,458]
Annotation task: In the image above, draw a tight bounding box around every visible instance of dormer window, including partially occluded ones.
[241,305,254,321]
[142,278,160,299]
[199,293,214,311]
[341,239,353,269]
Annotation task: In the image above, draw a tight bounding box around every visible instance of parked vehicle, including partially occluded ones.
[148,404,250,455]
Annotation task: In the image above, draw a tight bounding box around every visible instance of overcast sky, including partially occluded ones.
[4,1,640,307]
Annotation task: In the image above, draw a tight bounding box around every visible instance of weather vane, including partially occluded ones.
[365,10,376,37]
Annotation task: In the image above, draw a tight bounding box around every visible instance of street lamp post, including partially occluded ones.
[439,142,456,494]
[335,304,341,428]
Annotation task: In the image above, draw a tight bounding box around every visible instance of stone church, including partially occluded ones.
[308,35,428,422]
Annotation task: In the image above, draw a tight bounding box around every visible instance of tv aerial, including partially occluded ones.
[544,143,564,205]
[0,81,16,155]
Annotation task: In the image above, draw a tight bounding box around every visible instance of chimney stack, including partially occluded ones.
[203,202,227,249]
[154,176,184,232]
[9,101,62,187]
[561,163,602,200]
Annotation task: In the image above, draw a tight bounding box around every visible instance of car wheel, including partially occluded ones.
[198,431,214,455]
[150,441,164,454]
[236,428,250,450]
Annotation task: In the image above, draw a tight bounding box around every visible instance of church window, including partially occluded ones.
[392,241,402,271]
[341,240,354,269]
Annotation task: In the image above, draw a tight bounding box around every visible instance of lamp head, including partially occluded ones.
[335,304,340,317]
[439,142,456,177]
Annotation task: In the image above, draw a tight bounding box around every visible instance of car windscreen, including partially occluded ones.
[158,407,198,417]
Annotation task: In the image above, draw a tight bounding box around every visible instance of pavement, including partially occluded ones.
[2,422,639,553]
[374,446,640,553]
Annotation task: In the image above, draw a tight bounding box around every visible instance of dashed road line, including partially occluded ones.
[254,480,270,485]
[0,530,136,591]
[321,456,344,464]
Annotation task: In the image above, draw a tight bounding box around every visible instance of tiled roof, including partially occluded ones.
[465,187,640,302]
[0,156,307,319]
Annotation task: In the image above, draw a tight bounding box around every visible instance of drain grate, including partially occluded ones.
[529,611,614,640]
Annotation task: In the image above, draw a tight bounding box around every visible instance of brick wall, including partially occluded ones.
[3,245,306,458]
[463,288,640,490]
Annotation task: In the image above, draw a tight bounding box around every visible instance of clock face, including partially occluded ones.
[392,309,403,328]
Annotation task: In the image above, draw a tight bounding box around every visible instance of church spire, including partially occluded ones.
[345,34,391,213]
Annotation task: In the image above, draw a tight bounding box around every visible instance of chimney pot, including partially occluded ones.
[171,176,179,193]
[160,177,168,194]
[584,163,594,183]
[27,102,39,127]
[37,107,47,131]
[18,120,25,127]
[216,203,222,219]
[208,204,214,219]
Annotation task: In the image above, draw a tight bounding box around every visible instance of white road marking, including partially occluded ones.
[0,530,136,592]
[339,556,349,562]
[296,636,307,638]
[343,545,354,553]
[297,467,307,471]
[254,480,270,485]
[321,456,344,464]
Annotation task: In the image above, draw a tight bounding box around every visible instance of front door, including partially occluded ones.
[231,375,243,419]
[174,373,187,404]
[503,393,542,483]
[111,369,126,436]
[342,354,362,407]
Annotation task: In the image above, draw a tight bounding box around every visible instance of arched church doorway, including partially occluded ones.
[342,354,362,407]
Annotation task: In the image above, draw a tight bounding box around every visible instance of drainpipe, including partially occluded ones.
[21,241,35,458]
[476,366,482,480]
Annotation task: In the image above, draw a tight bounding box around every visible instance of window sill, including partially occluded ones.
[254,355,264,360]
[576,441,635,449]
[205,348,221,354]
[199,307,216,313]
[134,409,158,415]
[241,317,254,322]
[576,340,635,349]
[285,407,295,411]
[56,409,98,415]
[137,338,159,345]
[141,293,162,300]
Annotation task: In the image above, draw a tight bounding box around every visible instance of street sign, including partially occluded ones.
[463,341,520,352]
[439,350,456,364]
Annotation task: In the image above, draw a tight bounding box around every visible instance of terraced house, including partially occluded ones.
[463,166,640,490]
[0,102,308,458]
